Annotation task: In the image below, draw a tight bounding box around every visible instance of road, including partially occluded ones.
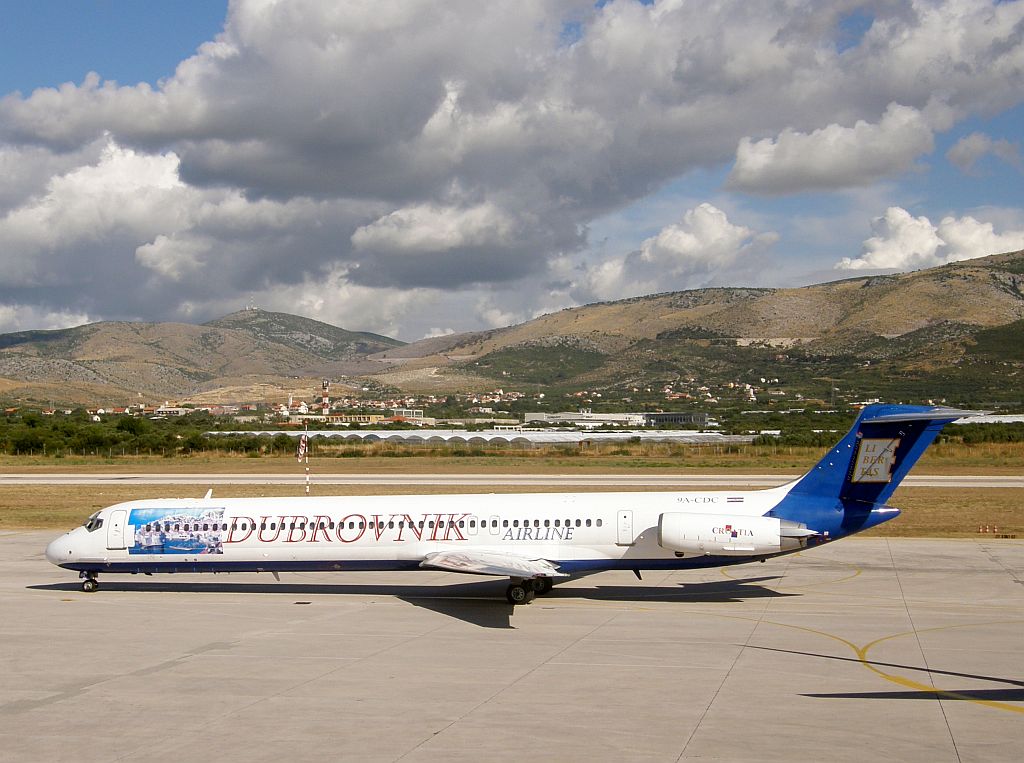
[0,473,1021,487]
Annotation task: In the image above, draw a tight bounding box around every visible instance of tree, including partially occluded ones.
[116,416,150,436]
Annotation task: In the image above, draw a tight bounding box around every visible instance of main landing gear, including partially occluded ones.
[505,576,554,605]
[79,571,99,593]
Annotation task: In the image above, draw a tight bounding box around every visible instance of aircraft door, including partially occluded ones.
[468,515,478,536]
[488,516,500,535]
[616,510,635,546]
[107,509,128,550]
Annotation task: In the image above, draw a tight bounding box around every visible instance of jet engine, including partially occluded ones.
[657,512,815,557]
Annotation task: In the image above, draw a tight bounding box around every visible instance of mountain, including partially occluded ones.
[378,251,1024,402]
[1,252,1022,406]
[0,309,404,404]
[205,309,403,361]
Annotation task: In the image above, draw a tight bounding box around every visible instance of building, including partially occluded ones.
[524,410,647,428]
[326,413,387,425]
[524,409,710,428]
[642,411,710,427]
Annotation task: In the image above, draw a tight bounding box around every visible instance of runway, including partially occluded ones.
[1,472,1021,488]
[3,531,1023,761]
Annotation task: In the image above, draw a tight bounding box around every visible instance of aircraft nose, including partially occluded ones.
[45,534,74,565]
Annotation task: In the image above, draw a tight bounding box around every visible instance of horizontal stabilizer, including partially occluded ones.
[861,407,986,423]
[420,550,568,579]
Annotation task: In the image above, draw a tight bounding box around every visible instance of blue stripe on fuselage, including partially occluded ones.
[58,553,795,576]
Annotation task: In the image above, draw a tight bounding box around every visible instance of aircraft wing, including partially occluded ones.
[420,550,569,579]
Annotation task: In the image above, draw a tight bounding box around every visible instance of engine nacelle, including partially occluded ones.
[657,512,808,557]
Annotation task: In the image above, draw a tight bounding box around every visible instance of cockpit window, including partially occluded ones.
[83,512,104,532]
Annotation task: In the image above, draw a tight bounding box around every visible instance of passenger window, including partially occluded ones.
[503,520,508,528]
[575,519,581,527]
[596,519,603,527]
[554,520,560,528]
[585,519,592,527]
[544,520,550,528]
[533,519,540,527]
[513,520,519,528]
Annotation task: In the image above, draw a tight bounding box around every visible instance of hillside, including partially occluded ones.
[1,252,1022,405]
[379,251,1024,401]
[0,309,404,403]
[206,309,403,360]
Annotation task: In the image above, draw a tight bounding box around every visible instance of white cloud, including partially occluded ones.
[0,141,191,286]
[135,234,209,280]
[0,1,1023,337]
[0,304,92,334]
[938,215,1024,262]
[727,103,935,193]
[352,202,514,254]
[424,327,455,338]
[475,297,526,330]
[579,203,777,301]
[947,131,1021,174]
[836,206,1024,270]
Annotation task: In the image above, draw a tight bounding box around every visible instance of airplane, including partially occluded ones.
[45,404,978,604]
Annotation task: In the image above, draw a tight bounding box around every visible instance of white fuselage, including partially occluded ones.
[45,486,804,576]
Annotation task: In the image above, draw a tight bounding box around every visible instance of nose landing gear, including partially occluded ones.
[79,571,99,593]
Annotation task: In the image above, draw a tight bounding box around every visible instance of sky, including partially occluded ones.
[0,0,1022,341]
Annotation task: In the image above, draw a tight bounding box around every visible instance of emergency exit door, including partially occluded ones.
[107,509,127,550]
[616,510,634,546]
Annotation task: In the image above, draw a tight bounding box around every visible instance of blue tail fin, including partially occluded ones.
[768,404,979,539]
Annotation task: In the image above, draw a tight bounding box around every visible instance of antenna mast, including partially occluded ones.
[297,424,310,495]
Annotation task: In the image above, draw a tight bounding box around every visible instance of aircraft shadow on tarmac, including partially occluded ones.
[749,646,1024,703]
[30,575,794,629]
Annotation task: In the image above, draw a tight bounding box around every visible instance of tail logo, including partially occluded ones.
[851,438,900,483]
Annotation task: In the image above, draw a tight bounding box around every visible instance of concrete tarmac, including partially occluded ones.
[2,531,1023,762]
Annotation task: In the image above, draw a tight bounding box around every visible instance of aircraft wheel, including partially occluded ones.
[81,578,99,593]
[534,577,553,595]
[506,582,533,605]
